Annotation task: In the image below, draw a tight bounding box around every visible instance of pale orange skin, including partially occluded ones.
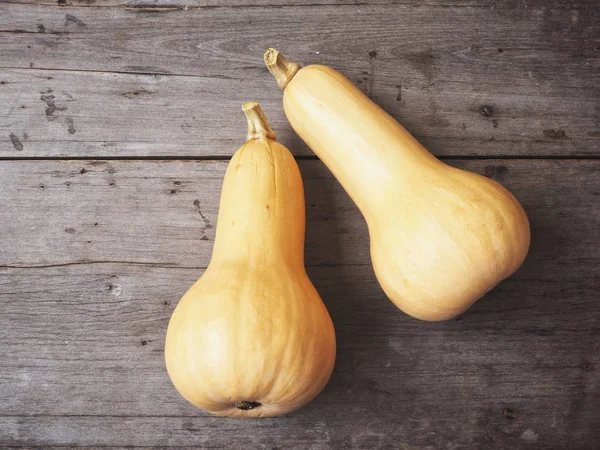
[165,136,336,417]
[282,64,530,321]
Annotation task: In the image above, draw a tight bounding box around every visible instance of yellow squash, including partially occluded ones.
[165,102,336,417]
[265,49,530,321]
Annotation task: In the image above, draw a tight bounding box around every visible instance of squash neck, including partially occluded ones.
[211,128,306,271]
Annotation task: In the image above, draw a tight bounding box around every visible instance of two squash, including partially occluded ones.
[165,51,530,417]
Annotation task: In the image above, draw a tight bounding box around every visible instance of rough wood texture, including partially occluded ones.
[1,3,599,157]
[1,67,598,158]
[4,0,600,8]
[0,159,598,272]
[1,4,596,81]
[1,0,599,447]
[0,160,599,448]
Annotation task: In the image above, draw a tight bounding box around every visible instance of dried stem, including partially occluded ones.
[243,102,276,142]
[264,48,301,90]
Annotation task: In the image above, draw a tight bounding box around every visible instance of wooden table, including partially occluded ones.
[1,0,599,448]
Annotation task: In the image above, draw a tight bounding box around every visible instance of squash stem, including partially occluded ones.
[264,48,301,90]
[243,102,276,142]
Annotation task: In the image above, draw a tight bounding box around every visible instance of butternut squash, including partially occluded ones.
[165,102,336,417]
[265,49,530,321]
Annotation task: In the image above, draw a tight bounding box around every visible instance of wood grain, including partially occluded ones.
[0,160,599,448]
[2,3,596,81]
[1,67,598,158]
[1,3,598,158]
[4,0,600,8]
[1,263,598,416]
[0,159,598,274]
[1,373,598,447]
[1,0,599,447]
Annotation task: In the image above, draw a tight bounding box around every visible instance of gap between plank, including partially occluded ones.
[0,392,569,419]
[1,2,580,11]
[0,2,393,10]
[0,261,370,269]
[0,445,211,449]
[0,155,599,162]
[3,1,598,10]
[0,64,249,79]
[2,65,596,97]
[0,261,201,270]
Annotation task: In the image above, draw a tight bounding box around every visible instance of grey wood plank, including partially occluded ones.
[1,4,598,158]
[0,159,599,276]
[1,67,598,158]
[3,0,600,8]
[1,3,596,83]
[0,263,598,448]
[1,389,598,448]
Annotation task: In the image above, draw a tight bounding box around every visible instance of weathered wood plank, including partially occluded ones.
[1,4,598,159]
[1,67,598,157]
[0,160,599,276]
[3,0,600,8]
[0,263,598,447]
[1,4,596,82]
[1,261,598,412]
[1,386,598,448]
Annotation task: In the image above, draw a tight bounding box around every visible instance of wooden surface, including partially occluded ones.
[0,0,599,448]
[2,2,599,158]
